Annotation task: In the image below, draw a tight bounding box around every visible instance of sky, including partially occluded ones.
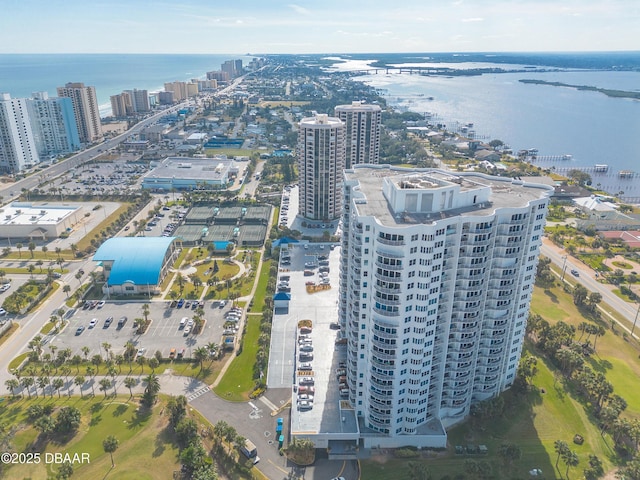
[2,0,639,54]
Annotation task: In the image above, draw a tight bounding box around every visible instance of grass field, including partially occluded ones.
[1,395,180,480]
[361,280,640,479]
[212,314,262,401]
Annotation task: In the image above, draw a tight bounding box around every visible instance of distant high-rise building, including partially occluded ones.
[164,82,193,102]
[27,92,81,157]
[339,165,552,445]
[296,114,345,221]
[157,91,174,105]
[131,89,150,112]
[335,101,382,168]
[0,93,40,173]
[221,60,236,79]
[110,92,133,117]
[56,82,102,144]
[206,70,230,82]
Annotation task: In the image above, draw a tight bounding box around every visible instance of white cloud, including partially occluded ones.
[288,4,311,15]
[461,17,483,22]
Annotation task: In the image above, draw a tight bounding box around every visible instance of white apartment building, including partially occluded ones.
[56,82,102,144]
[296,114,345,221]
[335,101,382,168]
[27,92,81,157]
[0,93,40,173]
[338,165,552,447]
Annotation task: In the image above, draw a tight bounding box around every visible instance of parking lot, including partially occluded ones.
[48,299,243,360]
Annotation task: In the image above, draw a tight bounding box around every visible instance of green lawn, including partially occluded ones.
[250,257,271,313]
[1,395,180,480]
[212,314,262,401]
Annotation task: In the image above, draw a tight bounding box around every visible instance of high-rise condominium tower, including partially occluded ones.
[297,114,345,221]
[27,92,81,157]
[335,101,382,168]
[0,93,39,173]
[339,165,551,444]
[56,82,102,144]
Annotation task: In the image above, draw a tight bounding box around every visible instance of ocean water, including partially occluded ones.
[0,54,254,115]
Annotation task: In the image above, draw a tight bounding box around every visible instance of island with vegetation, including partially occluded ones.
[519,79,640,100]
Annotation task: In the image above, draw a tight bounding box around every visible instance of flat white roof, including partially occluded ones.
[0,203,79,226]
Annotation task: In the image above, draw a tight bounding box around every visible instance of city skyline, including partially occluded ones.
[2,0,638,54]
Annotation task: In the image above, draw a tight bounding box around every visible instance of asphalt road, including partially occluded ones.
[540,239,640,334]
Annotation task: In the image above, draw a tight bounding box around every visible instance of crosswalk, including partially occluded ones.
[186,386,210,402]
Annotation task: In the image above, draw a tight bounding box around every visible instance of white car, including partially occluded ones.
[0,308,6,315]
[97,300,105,309]
[183,326,191,335]
[88,318,98,328]
[0,284,10,292]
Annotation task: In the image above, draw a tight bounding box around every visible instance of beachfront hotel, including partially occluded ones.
[56,82,102,144]
[337,165,552,446]
[296,113,345,221]
[27,92,81,157]
[0,93,40,173]
[335,101,382,168]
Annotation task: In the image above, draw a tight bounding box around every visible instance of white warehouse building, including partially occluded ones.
[338,165,553,448]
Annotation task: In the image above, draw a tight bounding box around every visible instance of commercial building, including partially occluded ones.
[0,93,40,173]
[56,82,102,144]
[93,237,180,296]
[0,202,83,240]
[335,165,552,448]
[141,157,234,191]
[27,92,81,157]
[296,114,345,221]
[335,101,382,168]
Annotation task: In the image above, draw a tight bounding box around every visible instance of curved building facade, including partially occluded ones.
[339,165,552,446]
[296,114,345,221]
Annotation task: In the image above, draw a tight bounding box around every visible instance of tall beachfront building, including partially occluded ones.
[335,101,382,168]
[296,114,345,221]
[0,93,40,173]
[56,82,102,144]
[339,165,552,445]
[27,92,81,157]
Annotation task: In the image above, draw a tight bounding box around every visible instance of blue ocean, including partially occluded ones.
[0,53,254,115]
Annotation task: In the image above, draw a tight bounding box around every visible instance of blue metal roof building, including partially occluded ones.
[93,237,180,296]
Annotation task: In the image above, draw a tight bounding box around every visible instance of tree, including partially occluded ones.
[407,461,432,480]
[554,440,569,470]
[124,377,136,399]
[55,406,81,434]
[194,346,208,373]
[20,376,34,399]
[148,357,159,372]
[142,303,150,321]
[103,435,119,468]
[35,415,56,440]
[28,241,36,258]
[142,373,160,405]
[498,443,522,468]
[56,461,73,480]
[62,284,71,298]
[99,378,112,398]
[16,242,23,258]
[563,449,579,479]
[517,354,538,386]
[102,342,112,361]
[5,379,19,398]
[137,355,146,373]
[176,418,200,448]
[572,284,589,306]
[52,378,64,398]
[586,292,603,313]
[81,345,90,361]
[166,395,188,428]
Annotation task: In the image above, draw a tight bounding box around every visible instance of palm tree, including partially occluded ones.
[16,242,23,258]
[124,377,136,399]
[21,377,34,399]
[99,378,112,398]
[37,376,49,397]
[5,378,19,398]
[81,346,90,361]
[103,435,119,468]
[137,355,146,373]
[102,342,112,361]
[55,247,62,262]
[554,440,569,470]
[70,244,78,258]
[206,342,218,364]
[28,241,36,258]
[141,303,150,322]
[41,245,48,259]
[36,259,43,272]
[75,375,85,398]
[143,373,160,397]
[52,378,64,398]
[62,284,71,298]
[563,450,579,479]
[148,357,159,373]
[194,347,208,373]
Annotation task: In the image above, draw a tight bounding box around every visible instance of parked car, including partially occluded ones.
[0,284,11,292]
[183,326,191,335]
[299,345,314,352]
[299,377,314,385]
[299,362,313,371]
[75,326,85,335]
[117,316,127,328]
[180,317,188,328]
[177,298,185,308]
[97,300,106,308]
[571,269,580,277]
[88,318,97,328]
[298,400,313,411]
[103,317,113,328]
[297,394,314,401]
